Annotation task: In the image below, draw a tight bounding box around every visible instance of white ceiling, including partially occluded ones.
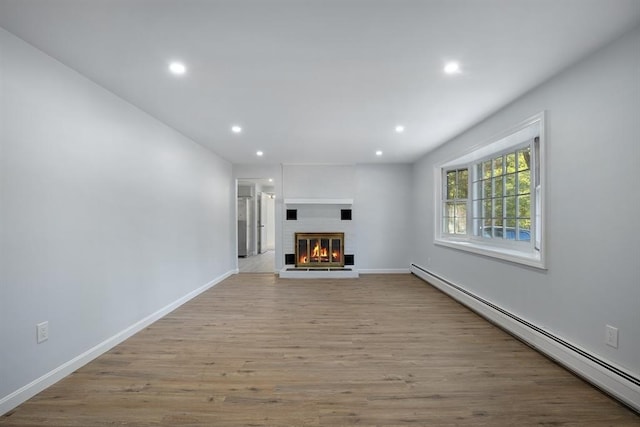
[1,1,639,165]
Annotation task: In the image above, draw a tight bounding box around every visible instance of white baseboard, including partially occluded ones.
[0,269,235,416]
[410,264,640,413]
[358,268,410,274]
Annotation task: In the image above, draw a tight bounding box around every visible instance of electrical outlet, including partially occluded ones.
[605,325,618,349]
[36,321,49,344]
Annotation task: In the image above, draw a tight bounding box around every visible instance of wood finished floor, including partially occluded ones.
[2,274,638,426]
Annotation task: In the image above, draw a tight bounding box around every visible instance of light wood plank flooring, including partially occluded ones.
[1,274,638,426]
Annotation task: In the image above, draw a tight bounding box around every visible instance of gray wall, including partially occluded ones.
[283,164,355,199]
[411,25,640,376]
[280,164,412,272]
[233,163,412,272]
[355,164,412,271]
[0,28,235,400]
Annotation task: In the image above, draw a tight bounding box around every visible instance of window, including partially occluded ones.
[443,168,468,234]
[436,113,545,268]
[472,144,535,242]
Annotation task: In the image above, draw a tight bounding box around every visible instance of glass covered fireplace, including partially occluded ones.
[295,232,344,268]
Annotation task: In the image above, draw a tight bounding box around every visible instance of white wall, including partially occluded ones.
[411,25,640,379]
[0,27,235,411]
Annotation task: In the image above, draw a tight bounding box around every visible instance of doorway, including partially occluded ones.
[237,178,276,273]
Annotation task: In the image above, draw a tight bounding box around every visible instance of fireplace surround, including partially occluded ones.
[280,199,357,278]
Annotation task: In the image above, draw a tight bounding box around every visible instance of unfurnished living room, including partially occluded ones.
[1,1,639,425]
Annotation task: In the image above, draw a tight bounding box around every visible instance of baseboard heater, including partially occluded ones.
[410,263,640,413]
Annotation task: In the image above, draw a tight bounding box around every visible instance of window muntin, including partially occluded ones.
[435,113,545,268]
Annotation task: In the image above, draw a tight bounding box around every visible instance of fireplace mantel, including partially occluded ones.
[284,198,353,205]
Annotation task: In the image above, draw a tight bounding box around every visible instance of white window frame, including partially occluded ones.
[435,112,546,269]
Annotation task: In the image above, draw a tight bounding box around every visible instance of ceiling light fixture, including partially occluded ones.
[444,61,460,74]
[376,150,383,156]
[256,151,264,156]
[169,62,186,75]
[231,125,242,133]
[395,125,405,133]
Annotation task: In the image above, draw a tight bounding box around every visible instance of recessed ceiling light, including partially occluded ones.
[169,62,186,75]
[376,150,383,156]
[268,178,273,182]
[444,61,460,74]
[256,151,264,156]
[231,125,242,133]
[395,125,405,133]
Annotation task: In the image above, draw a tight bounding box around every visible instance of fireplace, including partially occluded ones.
[295,232,344,268]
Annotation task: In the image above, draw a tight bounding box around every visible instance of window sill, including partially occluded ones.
[435,238,546,269]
